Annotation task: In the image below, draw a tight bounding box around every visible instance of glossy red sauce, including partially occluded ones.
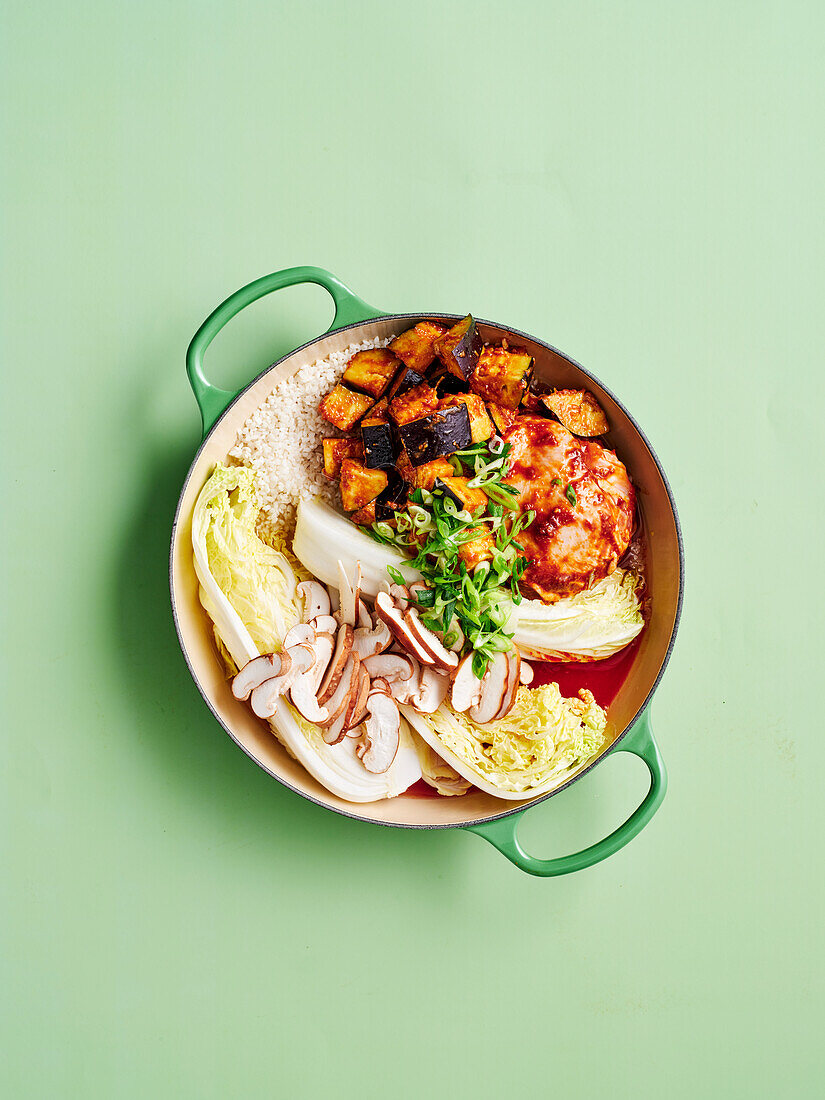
[403,634,642,798]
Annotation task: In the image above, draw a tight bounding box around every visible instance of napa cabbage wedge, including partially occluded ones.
[191,465,421,802]
[402,685,608,799]
[514,569,644,661]
[293,495,644,660]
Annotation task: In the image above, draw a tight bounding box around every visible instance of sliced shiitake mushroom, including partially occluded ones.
[374,592,434,664]
[310,614,338,635]
[353,615,392,660]
[410,665,450,714]
[345,664,372,734]
[250,646,314,718]
[319,653,361,744]
[403,608,459,672]
[519,660,534,686]
[356,680,401,773]
[282,623,316,650]
[491,649,521,722]
[297,580,331,623]
[388,583,411,611]
[467,651,509,725]
[317,624,354,705]
[449,653,484,713]
[232,653,284,701]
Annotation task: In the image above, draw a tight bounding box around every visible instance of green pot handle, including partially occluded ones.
[465,708,666,877]
[186,266,385,436]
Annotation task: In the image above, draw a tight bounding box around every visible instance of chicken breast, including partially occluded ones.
[503,416,635,602]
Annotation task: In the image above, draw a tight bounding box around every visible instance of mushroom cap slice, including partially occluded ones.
[305,632,335,693]
[249,647,314,718]
[290,672,330,724]
[297,581,331,623]
[345,664,372,734]
[319,653,361,742]
[357,684,401,773]
[374,592,434,664]
[449,652,484,713]
[357,600,372,630]
[492,649,521,722]
[388,583,411,610]
[353,616,392,660]
[404,609,459,672]
[467,651,509,725]
[232,653,284,701]
[362,653,416,683]
[310,614,338,635]
[411,665,450,714]
[282,623,316,650]
[519,660,534,686]
[317,624,354,705]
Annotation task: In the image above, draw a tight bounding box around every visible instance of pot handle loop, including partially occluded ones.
[186,266,385,436]
[465,709,666,877]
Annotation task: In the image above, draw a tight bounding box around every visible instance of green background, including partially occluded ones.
[2,2,823,1096]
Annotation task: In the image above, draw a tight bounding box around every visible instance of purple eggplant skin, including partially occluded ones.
[388,366,426,399]
[375,476,408,521]
[361,420,397,469]
[432,477,465,510]
[398,404,472,466]
[437,315,483,381]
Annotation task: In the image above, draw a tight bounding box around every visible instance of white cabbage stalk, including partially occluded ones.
[192,466,421,802]
[293,495,643,660]
[293,496,421,596]
[402,684,607,799]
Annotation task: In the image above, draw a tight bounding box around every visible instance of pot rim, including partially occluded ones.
[170,312,684,829]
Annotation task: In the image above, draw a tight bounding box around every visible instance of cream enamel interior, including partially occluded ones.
[170,317,682,827]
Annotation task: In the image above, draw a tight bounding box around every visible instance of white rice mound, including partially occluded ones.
[229,335,391,547]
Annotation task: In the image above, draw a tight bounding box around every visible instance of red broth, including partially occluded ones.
[404,634,641,798]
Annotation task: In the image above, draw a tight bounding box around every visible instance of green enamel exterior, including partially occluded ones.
[184,266,667,877]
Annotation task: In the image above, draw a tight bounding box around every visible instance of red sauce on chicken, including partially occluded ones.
[503,416,635,602]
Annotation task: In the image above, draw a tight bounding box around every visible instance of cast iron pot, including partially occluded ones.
[170,267,683,876]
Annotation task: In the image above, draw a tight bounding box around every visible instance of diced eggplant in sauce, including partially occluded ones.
[388,380,440,426]
[322,437,364,479]
[434,315,483,381]
[541,389,609,437]
[404,456,454,489]
[339,459,389,512]
[389,321,448,372]
[374,476,408,521]
[319,385,374,431]
[342,348,402,399]
[361,418,397,469]
[486,401,518,434]
[387,365,427,400]
[438,393,493,443]
[470,346,534,409]
[398,404,472,466]
[432,476,488,515]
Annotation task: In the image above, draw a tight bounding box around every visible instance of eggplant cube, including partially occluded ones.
[322,437,364,479]
[360,418,397,469]
[486,401,518,435]
[342,348,403,399]
[387,365,426,400]
[469,346,534,409]
[438,393,493,443]
[389,321,448,372]
[319,384,374,431]
[398,404,472,466]
[541,389,609,436]
[388,380,440,426]
[409,457,454,489]
[339,459,389,512]
[375,476,408,521]
[434,315,483,381]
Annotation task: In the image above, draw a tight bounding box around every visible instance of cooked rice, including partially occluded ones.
[229,335,391,547]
